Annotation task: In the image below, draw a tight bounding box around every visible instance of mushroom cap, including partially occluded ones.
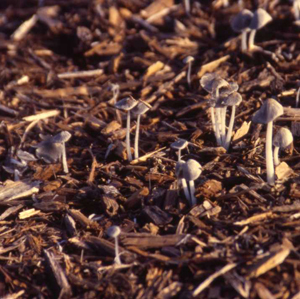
[200,73,220,93]
[131,100,151,116]
[171,139,188,150]
[273,127,293,149]
[252,98,283,124]
[183,56,194,64]
[115,96,138,112]
[216,91,242,107]
[249,8,272,30]
[182,159,202,181]
[52,131,72,143]
[107,225,121,238]
[175,160,186,179]
[218,82,239,98]
[36,140,63,163]
[231,9,254,32]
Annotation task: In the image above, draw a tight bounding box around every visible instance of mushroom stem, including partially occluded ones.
[187,62,192,87]
[266,121,275,185]
[181,178,191,203]
[61,142,69,173]
[178,149,181,161]
[189,180,197,206]
[248,29,256,50]
[114,236,122,265]
[241,30,248,51]
[296,87,300,108]
[274,146,280,166]
[14,169,20,181]
[215,108,222,146]
[184,0,190,14]
[224,105,236,150]
[221,107,227,146]
[126,111,133,161]
[134,114,141,160]
[210,107,219,144]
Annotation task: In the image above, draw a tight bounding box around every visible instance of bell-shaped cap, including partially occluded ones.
[231,9,254,32]
[175,160,186,179]
[182,159,202,181]
[107,225,121,238]
[273,127,293,149]
[252,98,283,124]
[36,140,63,163]
[217,91,242,107]
[218,82,239,98]
[183,56,194,64]
[171,139,188,151]
[52,131,72,143]
[115,96,138,112]
[131,100,151,116]
[249,8,272,30]
[200,73,220,93]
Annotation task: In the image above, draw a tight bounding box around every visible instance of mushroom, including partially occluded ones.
[218,91,243,150]
[296,86,300,108]
[115,97,138,161]
[175,160,191,203]
[107,226,122,265]
[248,8,272,50]
[231,9,254,51]
[183,56,194,88]
[184,0,190,15]
[252,98,283,185]
[171,139,188,161]
[294,0,300,21]
[273,127,293,166]
[131,100,152,159]
[182,159,202,206]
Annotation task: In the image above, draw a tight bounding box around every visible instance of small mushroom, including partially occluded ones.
[273,127,293,166]
[115,97,138,161]
[182,159,202,206]
[107,226,122,265]
[183,56,194,88]
[131,100,152,159]
[171,139,188,161]
[231,9,254,51]
[296,86,300,108]
[294,0,300,21]
[248,8,272,50]
[252,98,283,185]
[184,0,190,15]
[175,160,191,203]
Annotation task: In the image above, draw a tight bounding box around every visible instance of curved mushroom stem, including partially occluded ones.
[248,29,257,50]
[134,114,141,160]
[187,62,192,87]
[296,87,300,108]
[62,142,69,173]
[181,178,191,203]
[241,30,248,52]
[224,105,236,151]
[114,236,122,265]
[215,108,222,146]
[189,180,197,206]
[184,0,190,15]
[266,121,275,185]
[126,111,133,161]
[178,149,181,161]
[221,107,227,146]
[274,146,280,166]
[210,107,219,144]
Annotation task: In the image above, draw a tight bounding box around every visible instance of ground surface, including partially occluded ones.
[0,0,300,298]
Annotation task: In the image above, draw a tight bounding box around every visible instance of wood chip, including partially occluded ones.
[197,55,230,78]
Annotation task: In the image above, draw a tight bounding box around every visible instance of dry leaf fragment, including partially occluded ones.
[144,61,165,81]
[19,208,40,219]
[275,162,294,181]
[233,121,251,142]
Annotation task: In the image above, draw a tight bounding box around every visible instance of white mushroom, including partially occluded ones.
[273,127,293,166]
[107,226,122,265]
[171,139,188,161]
[183,56,194,88]
[175,160,190,203]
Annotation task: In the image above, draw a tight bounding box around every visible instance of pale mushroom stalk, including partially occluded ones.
[61,142,68,173]
[134,114,141,159]
[296,87,300,108]
[221,107,227,145]
[126,110,133,161]
[187,61,192,87]
[181,178,191,202]
[114,235,122,265]
[241,30,248,51]
[273,146,280,166]
[184,0,190,14]
[248,29,256,50]
[210,107,218,142]
[266,121,275,185]
[215,108,222,146]
[224,105,236,150]
[189,180,196,206]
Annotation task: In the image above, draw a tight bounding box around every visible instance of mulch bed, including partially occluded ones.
[0,0,300,298]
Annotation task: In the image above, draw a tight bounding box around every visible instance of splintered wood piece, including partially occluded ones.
[291,122,300,136]
[19,208,40,219]
[130,147,166,164]
[1,290,25,299]
[125,187,149,209]
[234,212,273,226]
[68,209,98,229]
[23,110,60,122]
[224,271,251,298]
[275,162,294,181]
[11,14,38,41]
[57,69,103,79]
[0,104,18,116]
[0,204,23,220]
[193,263,237,296]
[144,61,164,81]
[199,147,226,155]
[176,102,207,117]
[156,282,182,299]
[232,121,251,142]
[0,180,40,202]
[44,249,72,298]
[64,214,77,236]
[142,205,173,225]
[197,55,230,78]
[254,282,275,299]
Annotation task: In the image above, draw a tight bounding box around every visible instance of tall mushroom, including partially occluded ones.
[115,97,138,162]
[182,159,202,206]
[175,160,191,203]
[231,9,254,52]
[248,8,272,50]
[131,100,152,160]
[171,139,188,161]
[273,127,293,166]
[252,98,283,185]
[107,226,122,265]
[183,56,194,88]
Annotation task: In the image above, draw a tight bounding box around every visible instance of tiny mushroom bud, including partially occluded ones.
[171,139,188,161]
[183,55,194,88]
[182,159,202,206]
[231,9,254,51]
[273,127,293,166]
[175,160,191,203]
[115,96,138,162]
[107,225,122,265]
[252,98,283,185]
[131,100,152,160]
[248,8,272,50]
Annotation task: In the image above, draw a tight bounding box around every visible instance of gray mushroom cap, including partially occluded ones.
[218,82,239,98]
[200,73,221,93]
[273,127,293,149]
[175,160,186,179]
[171,139,188,150]
[182,159,202,181]
[249,8,272,30]
[107,225,121,238]
[52,131,71,143]
[36,140,63,163]
[115,96,138,112]
[216,92,242,107]
[183,56,194,64]
[131,100,151,116]
[231,9,254,32]
[252,98,283,124]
